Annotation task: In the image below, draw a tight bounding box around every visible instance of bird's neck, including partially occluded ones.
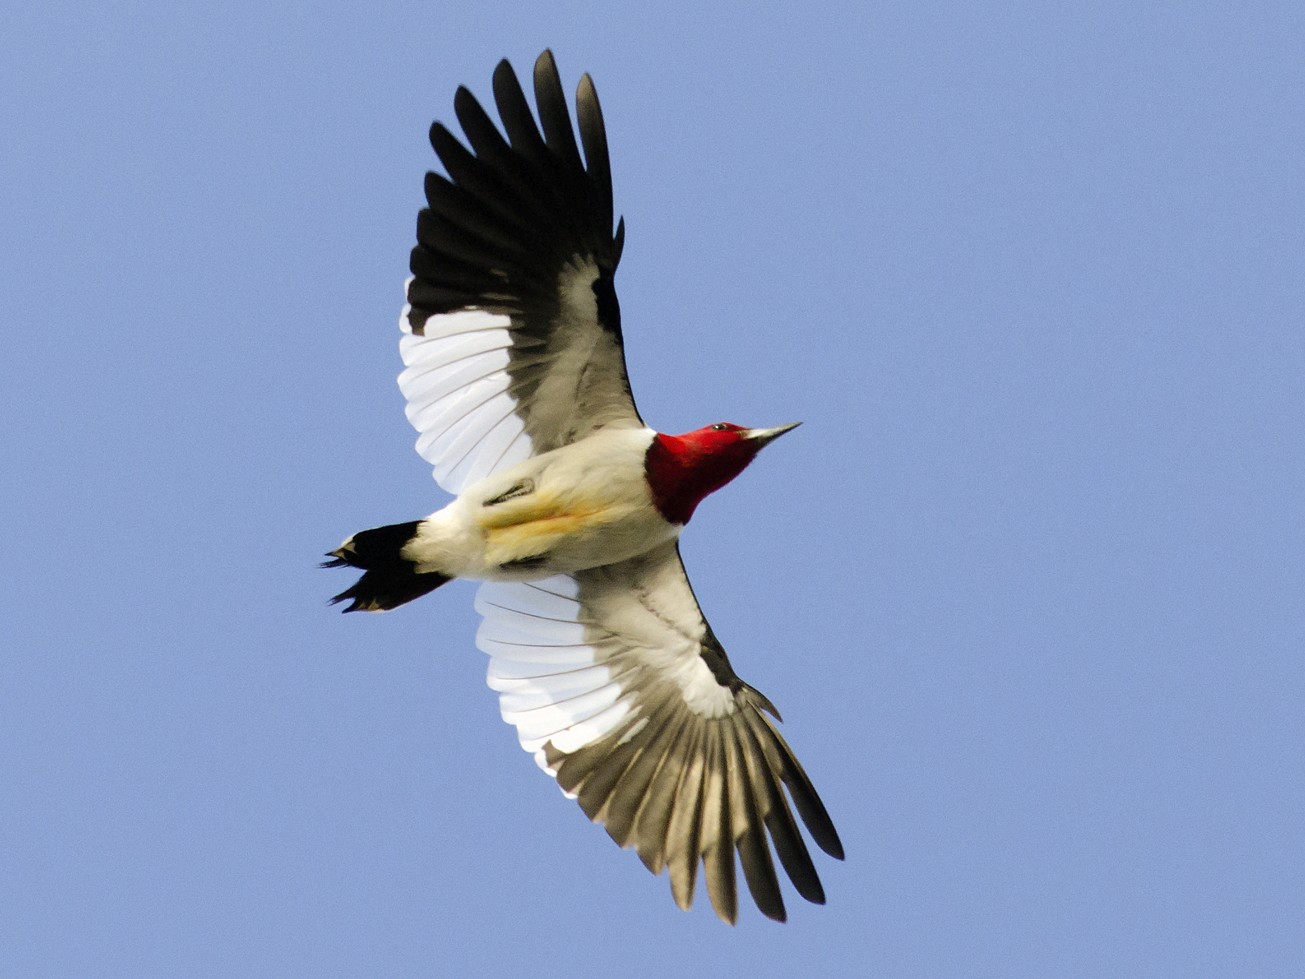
[644,432,750,525]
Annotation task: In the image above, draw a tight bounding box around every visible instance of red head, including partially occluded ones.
[644,421,801,525]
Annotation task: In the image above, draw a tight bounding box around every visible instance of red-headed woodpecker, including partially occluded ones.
[328,50,843,924]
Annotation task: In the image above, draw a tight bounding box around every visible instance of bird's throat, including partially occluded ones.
[644,433,747,526]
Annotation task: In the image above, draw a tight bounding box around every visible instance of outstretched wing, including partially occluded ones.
[473,543,844,923]
[398,50,641,494]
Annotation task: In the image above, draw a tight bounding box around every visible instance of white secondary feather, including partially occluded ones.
[472,545,740,787]
[398,303,534,494]
[474,576,626,764]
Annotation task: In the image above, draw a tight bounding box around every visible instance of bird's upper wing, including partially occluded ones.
[473,542,844,923]
[397,51,641,494]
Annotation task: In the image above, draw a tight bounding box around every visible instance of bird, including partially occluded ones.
[326,50,843,924]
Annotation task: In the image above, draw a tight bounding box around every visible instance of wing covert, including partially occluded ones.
[398,50,641,494]
[473,543,844,923]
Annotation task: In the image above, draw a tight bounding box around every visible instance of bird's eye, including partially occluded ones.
[712,423,729,431]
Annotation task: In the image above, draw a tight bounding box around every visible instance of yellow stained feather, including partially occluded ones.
[476,489,638,565]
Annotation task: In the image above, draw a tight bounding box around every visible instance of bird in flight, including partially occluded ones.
[327,50,843,923]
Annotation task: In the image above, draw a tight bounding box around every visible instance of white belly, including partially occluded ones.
[405,428,679,580]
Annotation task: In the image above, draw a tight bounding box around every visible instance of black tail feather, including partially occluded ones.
[328,568,450,613]
[324,520,451,613]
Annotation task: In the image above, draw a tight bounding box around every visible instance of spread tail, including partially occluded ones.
[324,520,450,612]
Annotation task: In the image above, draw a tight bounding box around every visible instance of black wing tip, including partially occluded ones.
[575,72,603,130]
[451,86,483,126]
[417,50,624,305]
[554,712,842,924]
[745,687,783,723]
[613,216,626,262]
[428,120,454,153]
[795,797,844,862]
[825,832,847,862]
[802,807,845,862]
[491,56,522,93]
[534,48,559,78]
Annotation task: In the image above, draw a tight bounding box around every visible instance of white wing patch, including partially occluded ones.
[471,547,739,788]
[398,298,534,494]
[475,576,633,779]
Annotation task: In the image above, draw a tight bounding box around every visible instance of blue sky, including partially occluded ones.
[4,1,1303,975]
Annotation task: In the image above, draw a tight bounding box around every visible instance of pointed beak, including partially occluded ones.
[744,421,802,448]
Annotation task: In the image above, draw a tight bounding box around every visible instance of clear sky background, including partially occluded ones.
[4,1,1303,976]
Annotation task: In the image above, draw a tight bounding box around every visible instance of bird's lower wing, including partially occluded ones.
[473,542,843,923]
